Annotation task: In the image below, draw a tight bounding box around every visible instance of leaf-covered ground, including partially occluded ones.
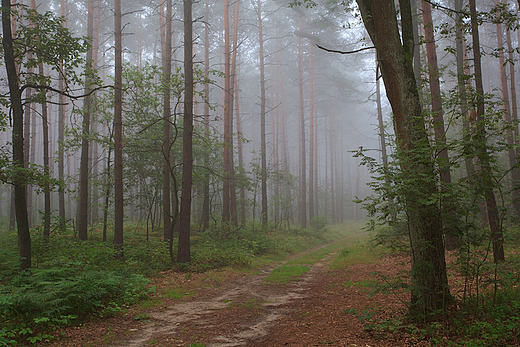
[46,245,427,347]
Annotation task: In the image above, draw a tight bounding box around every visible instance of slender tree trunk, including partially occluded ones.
[78,0,94,241]
[222,0,232,225]
[178,0,193,264]
[495,1,520,218]
[506,27,520,211]
[162,0,173,242]
[298,16,306,229]
[39,62,51,240]
[376,62,394,221]
[469,0,504,262]
[102,128,112,242]
[9,186,15,231]
[235,78,247,225]
[229,0,240,227]
[422,0,458,249]
[58,0,67,231]
[329,115,335,222]
[201,0,211,231]
[411,0,422,91]
[308,35,315,222]
[113,0,124,253]
[455,0,474,187]
[90,0,101,225]
[257,0,268,228]
[3,0,31,270]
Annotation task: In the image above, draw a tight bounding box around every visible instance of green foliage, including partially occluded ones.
[0,268,150,345]
[371,223,409,253]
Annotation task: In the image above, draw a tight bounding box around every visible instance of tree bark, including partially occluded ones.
[162,0,173,243]
[58,0,67,231]
[177,0,193,264]
[2,0,31,270]
[356,0,450,314]
[308,34,315,223]
[469,0,504,263]
[422,0,458,250]
[257,0,268,228]
[329,114,335,222]
[222,0,232,225]
[39,62,50,241]
[298,16,307,229]
[78,0,95,241]
[201,0,211,231]
[113,0,124,253]
[495,0,520,219]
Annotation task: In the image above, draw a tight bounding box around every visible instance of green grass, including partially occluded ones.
[287,239,349,266]
[139,298,160,309]
[329,238,387,271]
[265,265,310,283]
[165,287,193,300]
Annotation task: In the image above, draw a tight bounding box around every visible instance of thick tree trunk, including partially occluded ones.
[356,0,450,314]
[177,0,193,264]
[469,0,504,263]
[113,0,124,253]
[2,0,31,270]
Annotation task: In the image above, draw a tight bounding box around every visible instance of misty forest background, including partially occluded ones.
[4,0,520,345]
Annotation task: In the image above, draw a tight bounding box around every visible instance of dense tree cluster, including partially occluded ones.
[2,0,520,317]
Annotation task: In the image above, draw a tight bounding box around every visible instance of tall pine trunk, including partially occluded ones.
[356,0,450,314]
[78,0,95,240]
[297,16,306,229]
[469,0,504,263]
[2,0,31,269]
[201,0,211,231]
[113,0,124,253]
[422,0,458,249]
[178,0,193,264]
[257,0,268,228]
[161,0,173,242]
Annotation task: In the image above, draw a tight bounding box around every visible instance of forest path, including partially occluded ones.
[120,244,338,347]
[51,238,414,347]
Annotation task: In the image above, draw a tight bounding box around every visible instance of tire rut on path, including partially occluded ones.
[119,246,338,347]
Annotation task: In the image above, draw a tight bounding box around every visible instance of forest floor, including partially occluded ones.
[48,244,427,347]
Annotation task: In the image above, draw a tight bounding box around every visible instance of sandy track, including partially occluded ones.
[120,248,336,347]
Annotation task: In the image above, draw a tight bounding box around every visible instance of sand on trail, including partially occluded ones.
[120,249,336,347]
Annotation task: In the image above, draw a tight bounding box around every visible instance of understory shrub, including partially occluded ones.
[0,268,150,346]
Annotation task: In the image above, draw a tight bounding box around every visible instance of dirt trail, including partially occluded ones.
[120,249,337,347]
[51,244,412,347]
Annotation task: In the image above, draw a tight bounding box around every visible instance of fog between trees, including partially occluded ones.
[1,0,520,278]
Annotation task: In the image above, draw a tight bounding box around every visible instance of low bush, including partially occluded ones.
[0,268,150,346]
